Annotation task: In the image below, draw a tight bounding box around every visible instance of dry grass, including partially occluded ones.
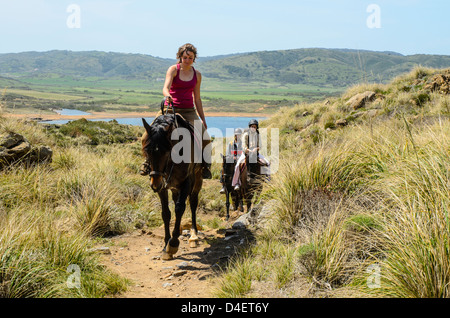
[0,119,158,297]
[216,67,450,298]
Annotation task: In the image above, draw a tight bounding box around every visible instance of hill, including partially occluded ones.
[0,50,173,79]
[2,48,450,116]
[2,49,450,88]
[199,48,450,86]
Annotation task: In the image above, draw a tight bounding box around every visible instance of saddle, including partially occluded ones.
[239,158,269,172]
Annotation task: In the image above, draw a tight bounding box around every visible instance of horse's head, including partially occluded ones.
[142,115,176,192]
[221,154,236,185]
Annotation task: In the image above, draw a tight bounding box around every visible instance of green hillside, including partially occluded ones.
[2,48,450,86]
[2,49,450,114]
[0,50,173,79]
[199,48,450,86]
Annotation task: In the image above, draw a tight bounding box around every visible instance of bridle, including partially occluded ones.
[149,155,175,190]
[147,98,179,190]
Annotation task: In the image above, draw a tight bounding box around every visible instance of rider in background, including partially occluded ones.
[219,128,243,194]
[231,119,269,191]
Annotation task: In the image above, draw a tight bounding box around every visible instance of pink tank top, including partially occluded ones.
[169,63,197,109]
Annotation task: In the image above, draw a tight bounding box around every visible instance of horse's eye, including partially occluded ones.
[155,146,159,152]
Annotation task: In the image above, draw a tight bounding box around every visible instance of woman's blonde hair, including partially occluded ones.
[176,43,197,63]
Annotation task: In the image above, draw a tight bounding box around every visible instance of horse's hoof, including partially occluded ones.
[162,251,173,260]
[189,239,198,248]
[189,229,199,248]
[167,244,179,255]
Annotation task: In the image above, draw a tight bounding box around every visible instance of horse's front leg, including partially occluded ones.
[166,180,189,258]
[225,189,230,221]
[159,190,173,260]
[188,191,200,248]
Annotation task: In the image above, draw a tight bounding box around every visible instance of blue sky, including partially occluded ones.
[0,0,449,58]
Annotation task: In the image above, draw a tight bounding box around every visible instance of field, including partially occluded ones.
[1,74,342,116]
[1,63,449,299]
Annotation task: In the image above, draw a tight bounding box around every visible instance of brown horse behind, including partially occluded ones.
[238,155,265,212]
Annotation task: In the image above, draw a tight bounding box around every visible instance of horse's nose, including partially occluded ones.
[150,176,163,192]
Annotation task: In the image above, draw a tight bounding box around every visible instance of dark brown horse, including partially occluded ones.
[141,113,203,260]
[221,154,243,219]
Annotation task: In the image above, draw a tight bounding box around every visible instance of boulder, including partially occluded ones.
[346,91,376,110]
[423,73,450,94]
[0,132,52,169]
[232,200,277,230]
[28,146,53,164]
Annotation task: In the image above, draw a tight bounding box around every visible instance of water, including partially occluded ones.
[54,109,92,116]
[41,109,266,137]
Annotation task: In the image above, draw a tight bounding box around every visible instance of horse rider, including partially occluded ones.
[219,128,243,194]
[231,119,270,191]
[140,43,212,179]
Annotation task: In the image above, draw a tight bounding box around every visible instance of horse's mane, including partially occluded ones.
[144,114,192,154]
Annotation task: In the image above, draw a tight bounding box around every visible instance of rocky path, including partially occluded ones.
[99,217,253,298]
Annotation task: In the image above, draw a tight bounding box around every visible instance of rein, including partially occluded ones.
[148,98,180,189]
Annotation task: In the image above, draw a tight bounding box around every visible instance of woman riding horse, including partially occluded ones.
[140,43,212,179]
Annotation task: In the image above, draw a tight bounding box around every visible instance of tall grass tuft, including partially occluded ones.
[369,119,450,297]
[71,183,117,237]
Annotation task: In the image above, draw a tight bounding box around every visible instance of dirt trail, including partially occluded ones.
[99,214,252,298]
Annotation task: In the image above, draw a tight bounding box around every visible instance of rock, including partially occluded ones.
[335,119,348,127]
[423,73,450,95]
[346,91,376,110]
[0,132,52,170]
[0,132,26,149]
[198,273,213,281]
[231,200,277,230]
[173,270,187,277]
[180,219,202,231]
[28,146,53,164]
[89,247,111,255]
[176,261,189,269]
[224,234,238,241]
[232,214,250,229]
[225,229,237,237]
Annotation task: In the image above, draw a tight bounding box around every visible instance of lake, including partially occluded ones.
[42,109,266,137]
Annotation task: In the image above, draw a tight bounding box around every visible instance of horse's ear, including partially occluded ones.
[142,118,151,134]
